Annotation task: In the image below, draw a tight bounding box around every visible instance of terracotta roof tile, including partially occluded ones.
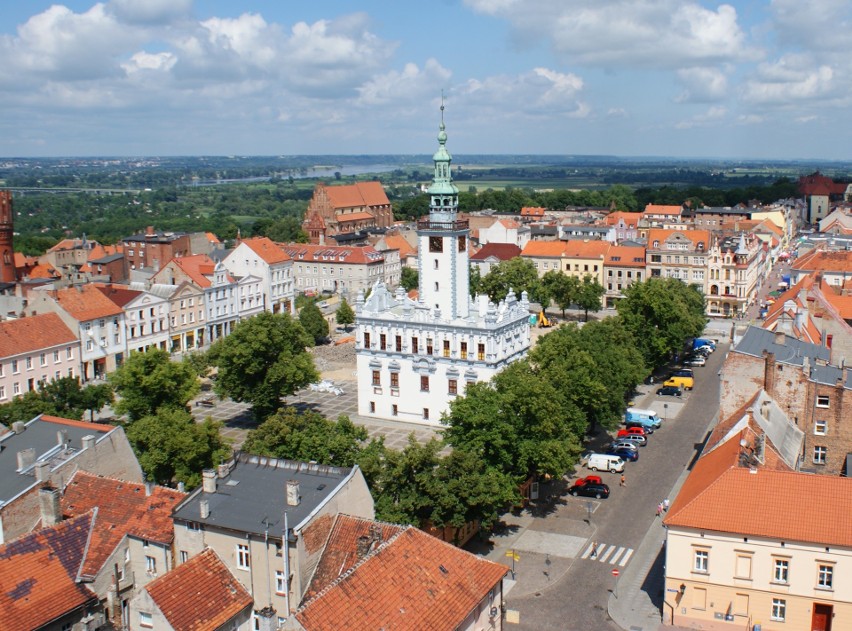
[296,525,507,631]
[240,237,291,265]
[521,207,546,217]
[793,249,852,274]
[144,548,253,631]
[61,471,186,578]
[521,241,566,258]
[820,278,852,319]
[470,243,522,262]
[280,243,384,265]
[324,181,390,209]
[51,284,124,321]
[40,414,115,432]
[95,284,142,308]
[161,254,220,288]
[381,234,416,259]
[337,211,375,223]
[27,263,60,279]
[603,211,641,227]
[0,313,77,357]
[647,228,711,249]
[0,512,98,631]
[605,245,646,267]
[643,204,683,216]
[562,240,611,258]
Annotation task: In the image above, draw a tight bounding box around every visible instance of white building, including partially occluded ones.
[222,237,295,314]
[355,109,531,425]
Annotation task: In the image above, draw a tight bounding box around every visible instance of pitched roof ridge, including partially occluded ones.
[296,525,411,612]
[664,460,738,523]
[75,507,99,582]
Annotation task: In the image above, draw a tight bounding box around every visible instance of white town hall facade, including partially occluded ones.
[354,108,531,425]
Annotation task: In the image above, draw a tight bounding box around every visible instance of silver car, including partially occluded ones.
[619,434,647,447]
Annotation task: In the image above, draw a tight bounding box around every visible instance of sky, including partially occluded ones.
[0,0,850,160]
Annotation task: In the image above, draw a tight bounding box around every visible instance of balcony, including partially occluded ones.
[417,217,469,231]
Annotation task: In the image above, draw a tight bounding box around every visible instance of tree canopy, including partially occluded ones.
[478,257,541,303]
[575,275,606,321]
[299,302,330,346]
[0,377,113,425]
[335,298,355,330]
[400,267,419,292]
[109,349,199,422]
[208,312,318,421]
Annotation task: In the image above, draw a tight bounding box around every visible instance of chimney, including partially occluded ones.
[202,469,217,494]
[763,351,776,393]
[12,421,25,434]
[34,460,50,482]
[145,226,155,237]
[356,534,371,558]
[774,330,786,346]
[81,435,96,450]
[145,481,153,497]
[217,463,230,479]
[199,499,209,519]
[39,487,62,527]
[56,429,69,447]
[286,480,300,507]
[177,481,185,493]
[16,448,35,471]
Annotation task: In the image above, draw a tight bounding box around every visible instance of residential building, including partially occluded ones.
[663,413,852,630]
[601,210,641,242]
[27,284,127,380]
[97,284,170,354]
[355,111,531,425]
[0,414,143,544]
[302,182,393,245]
[521,240,568,277]
[0,512,101,631]
[791,249,852,288]
[282,243,391,297]
[58,471,187,629]
[470,243,522,276]
[372,230,418,268]
[705,233,762,318]
[819,208,852,235]
[799,172,850,224]
[0,313,79,401]
[288,515,508,631]
[478,217,531,248]
[130,548,253,631]
[223,236,295,314]
[561,239,611,287]
[122,226,191,272]
[171,453,374,625]
[88,250,128,283]
[603,245,646,307]
[641,203,684,227]
[645,228,710,293]
[520,206,546,221]
[163,281,207,352]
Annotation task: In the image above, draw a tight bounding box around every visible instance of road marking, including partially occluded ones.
[609,547,626,565]
[599,545,616,563]
[580,542,634,567]
[619,549,634,566]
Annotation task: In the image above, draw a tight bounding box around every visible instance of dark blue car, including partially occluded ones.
[607,447,638,462]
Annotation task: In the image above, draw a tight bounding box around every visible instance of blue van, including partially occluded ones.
[625,407,662,430]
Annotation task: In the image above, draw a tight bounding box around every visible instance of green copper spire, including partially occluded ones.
[427,99,459,209]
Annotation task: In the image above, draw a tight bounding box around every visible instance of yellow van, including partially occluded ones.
[664,375,694,390]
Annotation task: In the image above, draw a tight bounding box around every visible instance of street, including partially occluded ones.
[489,336,728,630]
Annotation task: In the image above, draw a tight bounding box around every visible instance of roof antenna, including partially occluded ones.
[440,90,445,123]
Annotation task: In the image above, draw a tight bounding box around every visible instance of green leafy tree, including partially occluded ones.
[335,298,355,330]
[479,257,541,303]
[0,377,114,424]
[299,302,330,346]
[541,270,579,317]
[208,312,318,421]
[372,436,443,526]
[616,277,708,369]
[400,267,419,292]
[575,275,605,321]
[109,349,199,422]
[469,264,482,297]
[126,407,230,488]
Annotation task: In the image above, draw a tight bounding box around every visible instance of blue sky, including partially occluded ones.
[1,0,850,160]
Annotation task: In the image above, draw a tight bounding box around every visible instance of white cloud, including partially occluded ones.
[675,106,727,129]
[742,57,834,105]
[769,0,851,53]
[357,59,451,106]
[676,67,729,103]
[108,0,193,26]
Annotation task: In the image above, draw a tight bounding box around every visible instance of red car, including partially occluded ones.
[571,475,604,489]
[617,427,646,439]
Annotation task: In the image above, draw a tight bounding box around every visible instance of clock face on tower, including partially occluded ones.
[458,235,466,252]
[429,236,443,253]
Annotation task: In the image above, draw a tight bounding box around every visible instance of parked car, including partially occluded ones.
[569,481,610,499]
[694,344,714,354]
[609,440,639,452]
[571,475,604,490]
[607,447,639,462]
[626,420,654,434]
[664,375,694,390]
[617,426,647,438]
[617,434,647,447]
[672,368,694,378]
[685,356,706,367]
[657,385,683,397]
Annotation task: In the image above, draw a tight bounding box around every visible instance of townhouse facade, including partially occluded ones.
[301,181,393,245]
[223,236,295,314]
[122,227,191,272]
[97,284,171,355]
[645,228,710,294]
[281,243,392,297]
[602,245,646,308]
[706,233,763,317]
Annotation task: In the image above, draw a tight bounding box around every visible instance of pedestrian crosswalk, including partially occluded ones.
[580,542,634,567]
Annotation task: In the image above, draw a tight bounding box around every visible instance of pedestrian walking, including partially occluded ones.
[656,503,663,517]
[590,542,598,559]
[620,474,626,487]
[663,498,670,512]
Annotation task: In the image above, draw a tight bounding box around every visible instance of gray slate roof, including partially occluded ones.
[733,326,830,366]
[172,452,356,537]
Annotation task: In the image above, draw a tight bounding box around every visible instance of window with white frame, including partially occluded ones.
[0,385,5,400]
[813,445,827,464]
[817,564,833,589]
[180,550,188,564]
[275,570,286,594]
[139,612,153,628]
[773,558,789,583]
[145,556,156,574]
[814,420,827,435]
[816,394,830,408]
[693,549,709,573]
[236,543,250,569]
[771,598,786,622]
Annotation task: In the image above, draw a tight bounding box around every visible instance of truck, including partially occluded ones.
[625,407,662,429]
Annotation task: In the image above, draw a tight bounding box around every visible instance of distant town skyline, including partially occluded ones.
[1,0,850,160]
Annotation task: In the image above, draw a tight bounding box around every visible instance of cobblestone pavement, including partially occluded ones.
[190,378,441,451]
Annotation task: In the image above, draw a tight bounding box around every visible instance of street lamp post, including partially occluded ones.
[663,403,668,423]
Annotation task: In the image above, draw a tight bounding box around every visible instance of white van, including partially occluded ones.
[625,407,662,428]
[587,453,625,473]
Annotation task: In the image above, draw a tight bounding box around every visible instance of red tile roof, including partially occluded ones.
[0,313,77,357]
[61,471,186,578]
[521,207,546,217]
[280,243,385,265]
[605,245,646,267]
[470,243,522,262]
[324,181,390,209]
[241,236,291,265]
[337,211,375,223]
[0,512,98,631]
[27,263,60,279]
[380,234,417,259]
[95,284,142,308]
[50,284,124,321]
[144,548,253,631]
[562,240,611,259]
[521,241,566,258]
[792,249,852,274]
[40,414,115,432]
[603,211,641,227]
[295,525,507,631]
[160,254,221,288]
[820,278,852,320]
[643,204,683,216]
[647,228,711,250]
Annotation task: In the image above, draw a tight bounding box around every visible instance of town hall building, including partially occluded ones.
[354,107,531,425]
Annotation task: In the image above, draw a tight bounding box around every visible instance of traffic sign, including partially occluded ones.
[611,568,620,577]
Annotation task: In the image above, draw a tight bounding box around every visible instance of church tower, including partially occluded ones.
[0,191,16,283]
[416,104,469,319]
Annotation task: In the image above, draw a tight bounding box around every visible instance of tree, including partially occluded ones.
[575,275,605,321]
[0,377,114,424]
[299,302,330,346]
[208,312,319,421]
[400,267,419,292]
[468,264,482,298]
[335,298,355,330]
[616,278,708,369]
[126,407,230,488]
[479,257,541,303]
[109,349,199,422]
[541,270,579,317]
